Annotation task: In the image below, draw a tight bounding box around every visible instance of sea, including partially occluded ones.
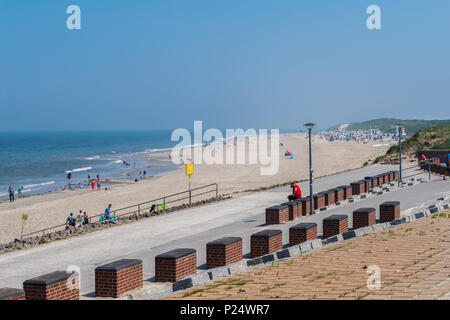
[0,130,181,200]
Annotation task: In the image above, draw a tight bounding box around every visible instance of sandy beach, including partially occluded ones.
[0,133,391,243]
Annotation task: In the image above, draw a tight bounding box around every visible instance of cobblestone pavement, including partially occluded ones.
[167,212,450,300]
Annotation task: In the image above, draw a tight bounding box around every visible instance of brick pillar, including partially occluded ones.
[376,175,383,186]
[298,197,311,216]
[371,176,378,187]
[324,190,335,206]
[206,237,243,269]
[339,185,352,199]
[155,248,197,283]
[392,171,399,181]
[0,288,25,300]
[333,187,344,202]
[322,215,348,239]
[351,181,365,195]
[364,177,372,192]
[95,259,143,298]
[23,271,79,300]
[289,223,317,246]
[265,205,289,225]
[281,202,298,221]
[313,193,325,210]
[380,201,400,223]
[352,208,376,229]
[250,230,282,258]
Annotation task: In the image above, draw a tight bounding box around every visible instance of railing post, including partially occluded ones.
[428,162,431,180]
[216,184,218,198]
[138,204,140,216]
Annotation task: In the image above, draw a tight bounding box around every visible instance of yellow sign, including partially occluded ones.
[185,163,194,175]
[22,214,28,221]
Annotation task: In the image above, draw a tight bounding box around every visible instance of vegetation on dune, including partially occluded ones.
[329,118,450,134]
[375,124,450,163]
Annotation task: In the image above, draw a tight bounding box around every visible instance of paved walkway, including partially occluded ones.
[0,165,447,294]
[168,212,450,300]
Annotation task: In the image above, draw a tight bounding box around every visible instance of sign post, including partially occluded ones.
[185,164,194,205]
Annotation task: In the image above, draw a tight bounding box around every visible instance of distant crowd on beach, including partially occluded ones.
[320,129,390,143]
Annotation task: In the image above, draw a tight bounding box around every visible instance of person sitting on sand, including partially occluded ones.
[66,213,76,228]
[288,183,302,201]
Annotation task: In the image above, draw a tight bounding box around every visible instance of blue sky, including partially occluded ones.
[0,0,449,131]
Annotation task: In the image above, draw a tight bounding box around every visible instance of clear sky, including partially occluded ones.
[0,0,449,131]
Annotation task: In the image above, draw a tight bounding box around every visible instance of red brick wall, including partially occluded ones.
[289,226,317,246]
[0,288,25,300]
[380,202,400,223]
[341,186,352,199]
[155,252,197,283]
[300,199,310,216]
[24,275,79,300]
[324,192,335,206]
[314,194,325,210]
[353,209,376,229]
[323,217,348,239]
[95,264,143,298]
[206,240,242,269]
[334,189,344,202]
[265,207,289,225]
[351,182,364,195]
[251,233,282,258]
[371,177,378,187]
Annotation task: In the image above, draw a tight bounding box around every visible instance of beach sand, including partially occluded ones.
[0,133,391,243]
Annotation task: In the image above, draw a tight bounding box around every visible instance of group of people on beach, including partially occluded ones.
[65,204,115,229]
[7,186,24,202]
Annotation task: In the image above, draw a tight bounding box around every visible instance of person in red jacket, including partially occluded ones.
[288,183,302,201]
[420,154,426,163]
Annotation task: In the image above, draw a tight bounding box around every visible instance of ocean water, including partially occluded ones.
[0,130,179,199]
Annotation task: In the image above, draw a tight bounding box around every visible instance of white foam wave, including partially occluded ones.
[65,167,92,173]
[23,181,55,189]
[85,155,101,160]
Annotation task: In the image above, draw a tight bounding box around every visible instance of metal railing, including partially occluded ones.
[402,157,440,181]
[22,183,219,238]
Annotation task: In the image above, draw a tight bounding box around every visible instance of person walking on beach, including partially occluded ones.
[18,186,23,198]
[87,172,91,185]
[143,170,146,179]
[97,178,101,190]
[91,179,95,190]
[139,171,142,180]
[8,186,14,202]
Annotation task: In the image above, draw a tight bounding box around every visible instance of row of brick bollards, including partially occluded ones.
[266,171,398,225]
